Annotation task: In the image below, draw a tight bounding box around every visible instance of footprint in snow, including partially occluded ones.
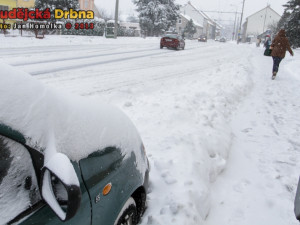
[241,128,252,133]
[161,171,177,185]
[233,179,250,193]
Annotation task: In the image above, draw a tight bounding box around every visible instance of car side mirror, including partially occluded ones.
[295,177,300,221]
[41,153,81,221]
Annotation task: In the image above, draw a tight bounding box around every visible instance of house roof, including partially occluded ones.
[183,2,217,27]
[246,5,281,20]
[180,13,203,28]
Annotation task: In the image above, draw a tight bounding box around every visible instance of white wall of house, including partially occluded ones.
[179,2,219,39]
[180,3,206,34]
[244,6,281,38]
[176,14,203,38]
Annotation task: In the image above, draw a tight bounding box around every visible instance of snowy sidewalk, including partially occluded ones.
[205,47,300,225]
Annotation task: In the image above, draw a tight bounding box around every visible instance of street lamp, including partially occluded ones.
[114,0,119,39]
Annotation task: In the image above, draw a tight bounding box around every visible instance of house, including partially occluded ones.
[242,5,281,42]
[79,0,94,11]
[0,0,17,27]
[17,0,35,8]
[177,1,219,39]
[79,0,102,18]
[176,13,203,38]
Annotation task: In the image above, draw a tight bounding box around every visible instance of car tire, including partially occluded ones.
[114,197,138,225]
[182,45,185,50]
[160,45,163,49]
[175,45,180,51]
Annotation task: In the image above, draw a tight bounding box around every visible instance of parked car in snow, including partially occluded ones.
[220,37,227,42]
[215,36,221,41]
[198,35,207,42]
[160,34,185,50]
[0,63,150,225]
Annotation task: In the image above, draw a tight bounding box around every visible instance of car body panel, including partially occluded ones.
[80,149,146,225]
[0,122,148,225]
[294,177,300,221]
[160,35,185,50]
[0,124,26,144]
[0,65,149,225]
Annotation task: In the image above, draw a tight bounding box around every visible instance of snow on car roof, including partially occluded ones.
[0,61,144,165]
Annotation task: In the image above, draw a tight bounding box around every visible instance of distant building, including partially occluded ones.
[79,0,102,18]
[17,0,35,8]
[242,5,281,41]
[0,0,35,11]
[176,13,203,38]
[177,1,220,39]
[79,0,94,11]
[0,0,17,26]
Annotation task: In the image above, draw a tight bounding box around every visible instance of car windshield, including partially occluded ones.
[164,34,178,39]
[0,135,41,224]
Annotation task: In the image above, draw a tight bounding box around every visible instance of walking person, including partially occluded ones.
[270,29,294,80]
[264,35,271,49]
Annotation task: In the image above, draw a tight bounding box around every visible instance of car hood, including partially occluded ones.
[0,61,145,170]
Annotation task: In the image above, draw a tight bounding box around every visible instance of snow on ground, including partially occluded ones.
[206,47,300,225]
[1,35,300,225]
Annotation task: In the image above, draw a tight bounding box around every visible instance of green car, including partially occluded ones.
[0,63,150,225]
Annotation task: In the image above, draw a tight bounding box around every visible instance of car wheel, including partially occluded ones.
[176,45,180,50]
[114,197,137,225]
[160,45,163,49]
[182,45,185,50]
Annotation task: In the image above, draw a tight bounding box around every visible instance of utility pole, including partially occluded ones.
[238,0,245,43]
[114,0,119,39]
[232,10,237,41]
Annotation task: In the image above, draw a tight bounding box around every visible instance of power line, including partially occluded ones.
[202,11,241,14]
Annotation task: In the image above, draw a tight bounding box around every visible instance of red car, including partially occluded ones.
[160,34,185,50]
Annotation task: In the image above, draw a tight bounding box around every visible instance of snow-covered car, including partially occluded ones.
[215,36,221,41]
[220,37,227,42]
[160,34,185,50]
[0,62,150,225]
[198,35,207,42]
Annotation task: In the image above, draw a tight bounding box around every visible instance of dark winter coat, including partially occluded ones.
[264,39,271,49]
[270,30,293,58]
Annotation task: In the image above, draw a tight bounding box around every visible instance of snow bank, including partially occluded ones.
[0,61,146,172]
[0,36,258,224]
[107,45,255,224]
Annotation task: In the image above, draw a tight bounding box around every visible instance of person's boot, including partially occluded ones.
[272,71,277,80]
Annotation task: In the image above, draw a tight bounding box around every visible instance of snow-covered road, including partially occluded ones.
[1,36,299,224]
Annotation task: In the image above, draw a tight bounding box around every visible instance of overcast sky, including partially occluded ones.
[94,0,287,24]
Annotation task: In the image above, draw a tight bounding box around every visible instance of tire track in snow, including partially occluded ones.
[20,43,213,76]
[10,47,160,66]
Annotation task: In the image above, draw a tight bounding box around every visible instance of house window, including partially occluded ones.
[178,19,182,24]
